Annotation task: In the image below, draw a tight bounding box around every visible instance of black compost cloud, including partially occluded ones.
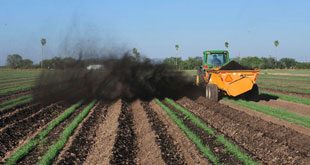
[33,55,196,104]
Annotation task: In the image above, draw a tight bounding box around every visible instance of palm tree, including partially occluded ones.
[41,38,46,68]
[274,40,279,59]
[175,44,179,68]
[225,42,229,49]
[132,48,140,60]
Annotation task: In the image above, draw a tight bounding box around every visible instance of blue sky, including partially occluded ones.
[1,0,310,65]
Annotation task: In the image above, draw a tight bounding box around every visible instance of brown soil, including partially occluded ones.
[149,100,210,164]
[258,77,310,84]
[0,82,34,90]
[260,88,310,98]
[260,83,310,90]
[18,103,86,164]
[220,100,310,136]
[258,79,310,86]
[0,103,69,161]
[162,100,243,164]
[109,100,138,164]
[178,97,310,164]
[0,78,36,85]
[0,102,37,119]
[84,99,122,165]
[55,102,108,164]
[131,100,165,165]
[258,99,310,116]
[0,89,32,103]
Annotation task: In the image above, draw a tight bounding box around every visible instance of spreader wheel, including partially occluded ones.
[206,84,219,102]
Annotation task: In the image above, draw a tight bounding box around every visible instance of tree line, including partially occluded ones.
[4,53,310,70]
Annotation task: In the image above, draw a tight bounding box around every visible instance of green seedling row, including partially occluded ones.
[39,100,96,165]
[258,75,310,82]
[154,98,219,165]
[165,98,257,165]
[259,84,310,94]
[257,80,310,88]
[0,79,36,88]
[0,84,34,94]
[0,77,37,83]
[5,101,83,165]
[0,95,33,112]
[260,91,310,105]
[223,98,310,128]
[258,78,310,85]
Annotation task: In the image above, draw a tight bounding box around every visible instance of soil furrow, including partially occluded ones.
[179,97,310,164]
[109,100,138,165]
[84,99,122,165]
[0,89,33,104]
[0,78,36,85]
[0,102,37,119]
[0,90,32,105]
[56,102,108,164]
[131,100,165,165]
[0,103,69,160]
[260,88,310,98]
[148,100,210,165]
[257,99,310,116]
[17,103,86,164]
[0,103,44,130]
[162,100,242,164]
[0,82,34,90]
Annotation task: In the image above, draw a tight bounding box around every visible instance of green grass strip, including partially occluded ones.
[258,75,310,81]
[154,98,219,165]
[223,98,310,128]
[259,84,310,94]
[38,100,96,165]
[0,84,34,94]
[0,77,37,84]
[5,101,83,165]
[257,80,310,88]
[258,78,310,85]
[260,91,310,105]
[0,95,33,112]
[165,98,257,165]
[0,79,35,88]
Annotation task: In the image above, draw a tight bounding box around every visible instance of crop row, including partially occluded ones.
[155,98,257,165]
[5,101,83,165]
[257,80,310,88]
[259,84,310,94]
[0,94,33,112]
[0,84,34,95]
[258,74,310,81]
[0,79,35,88]
[223,98,310,128]
[260,91,310,105]
[39,100,96,165]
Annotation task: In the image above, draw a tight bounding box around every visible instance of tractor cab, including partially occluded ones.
[202,50,229,70]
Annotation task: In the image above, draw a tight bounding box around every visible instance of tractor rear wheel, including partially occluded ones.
[245,84,259,102]
[206,84,219,102]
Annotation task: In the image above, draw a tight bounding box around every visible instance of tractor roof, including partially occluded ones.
[203,50,228,55]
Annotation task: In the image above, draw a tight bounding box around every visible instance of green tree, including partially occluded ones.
[41,38,46,68]
[240,57,262,69]
[21,59,33,68]
[6,54,23,68]
[132,48,140,60]
[279,58,297,69]
[225,42,229,49]
[274,40,279,59]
